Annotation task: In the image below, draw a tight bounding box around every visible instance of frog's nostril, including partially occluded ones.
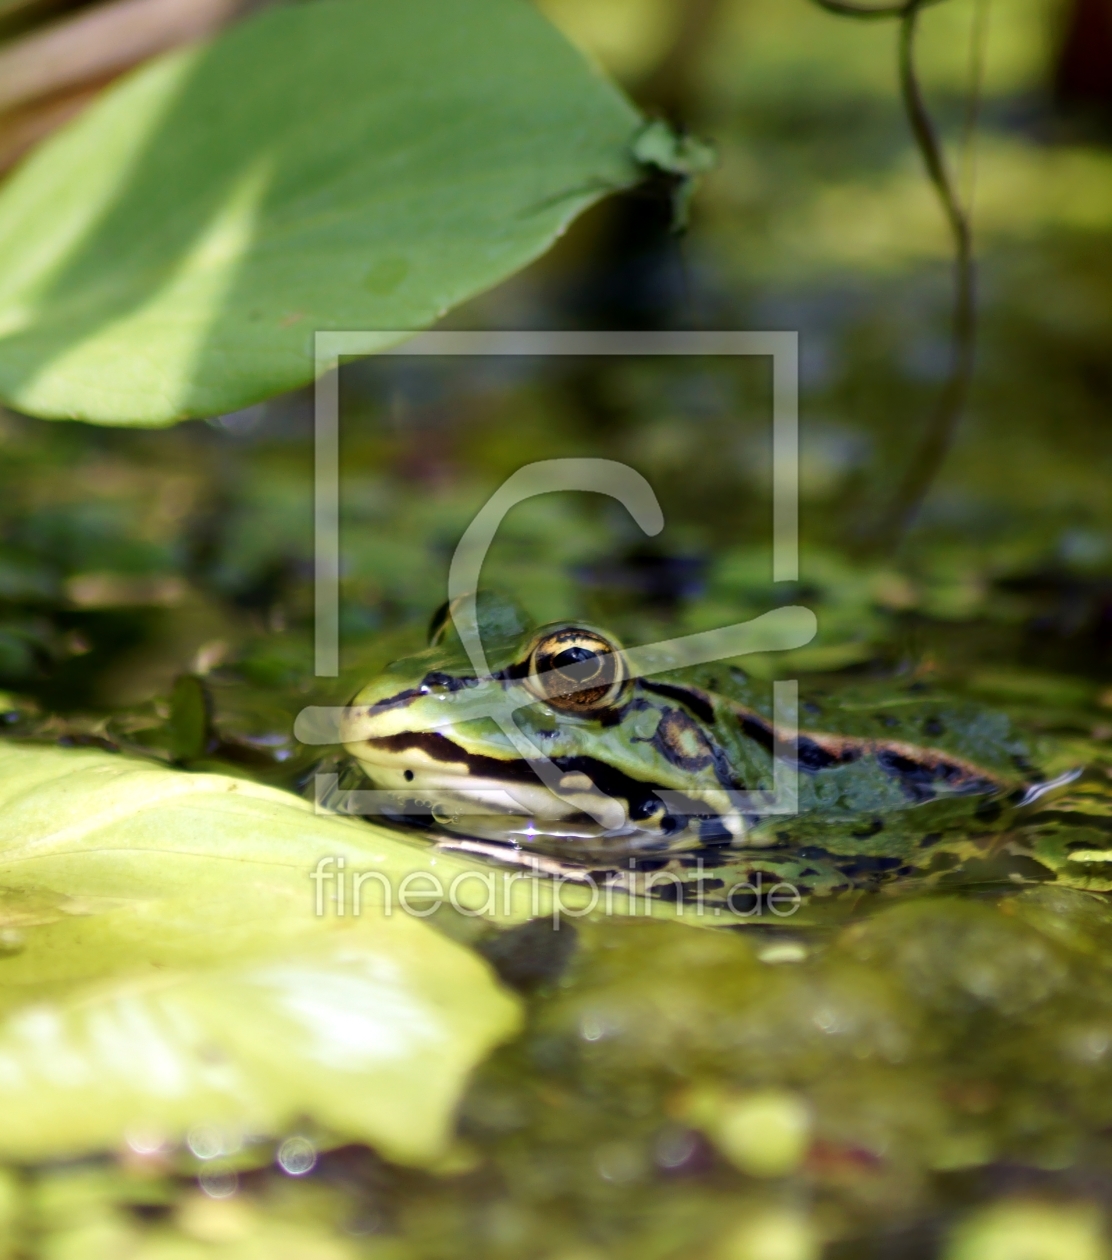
[404,769,414,782]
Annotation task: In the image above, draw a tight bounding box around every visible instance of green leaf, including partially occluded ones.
[0,0,643,425]
[0,741,529,1164]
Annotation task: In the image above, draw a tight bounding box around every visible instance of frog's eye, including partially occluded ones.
[525,628,626,714]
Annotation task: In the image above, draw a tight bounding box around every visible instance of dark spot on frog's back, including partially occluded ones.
[797,845,835,861]
[851,816,884,838]
[876,749,939,802]
[876,748,998,803]
[623,855,668,872]
[974,798,1003,823]
[797,736,858,771]
[839,855,905,877]
[730,713,858,773]
[652,708,715,772]
[678,849,731,868]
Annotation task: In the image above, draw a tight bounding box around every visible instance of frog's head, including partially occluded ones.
[340,593,738,851]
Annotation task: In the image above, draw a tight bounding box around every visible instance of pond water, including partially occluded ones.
[2,0,1112,1255]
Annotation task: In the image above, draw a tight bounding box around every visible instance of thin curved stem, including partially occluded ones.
[960,0,992,209]
[899,3,968,250]
[871,0,975,545]
[809,0,978,550]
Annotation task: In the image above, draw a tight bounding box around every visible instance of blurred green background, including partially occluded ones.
[3,0,1112,1256]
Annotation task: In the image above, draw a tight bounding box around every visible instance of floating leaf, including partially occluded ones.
[0,741,531,1164]
[0,0,643,424]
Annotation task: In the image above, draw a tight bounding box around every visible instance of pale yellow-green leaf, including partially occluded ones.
[0,742,529,1164]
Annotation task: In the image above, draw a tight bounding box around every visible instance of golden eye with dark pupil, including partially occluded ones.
[552,645,599,674]
[526,629,625,713]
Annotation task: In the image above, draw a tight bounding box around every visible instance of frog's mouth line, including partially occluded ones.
[355,731,735,845]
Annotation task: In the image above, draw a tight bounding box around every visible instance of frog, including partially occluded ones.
[337,593,1106,912]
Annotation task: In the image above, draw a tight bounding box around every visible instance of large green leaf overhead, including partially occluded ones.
[0,0,643,425]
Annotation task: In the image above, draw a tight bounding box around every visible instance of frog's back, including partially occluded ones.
[676,665,1035,788]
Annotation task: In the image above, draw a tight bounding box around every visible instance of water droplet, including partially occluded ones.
[125,1127,168,1155]
[277,1135,317,1176]
[812,1006,841,1034]
[198,1165,238,1199]
[595,1141,645,1184]
[654,1127,699,1170]
[187,1124,239,1160]
[579,1013,605,1041]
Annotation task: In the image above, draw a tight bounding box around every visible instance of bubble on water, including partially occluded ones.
[187,1126,224,1160]
[595,1141,645,1184]
[277,1135,318,1176]
[187,1124,240,1160]
[1064,1026,1112,1064]
[579,1012,606,1042]
[125,1127,168,1156]
[345,1207,385,1237]
[812,1006,843,1034]
[654,1127,699,1170]
[198,1165,238,1199]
